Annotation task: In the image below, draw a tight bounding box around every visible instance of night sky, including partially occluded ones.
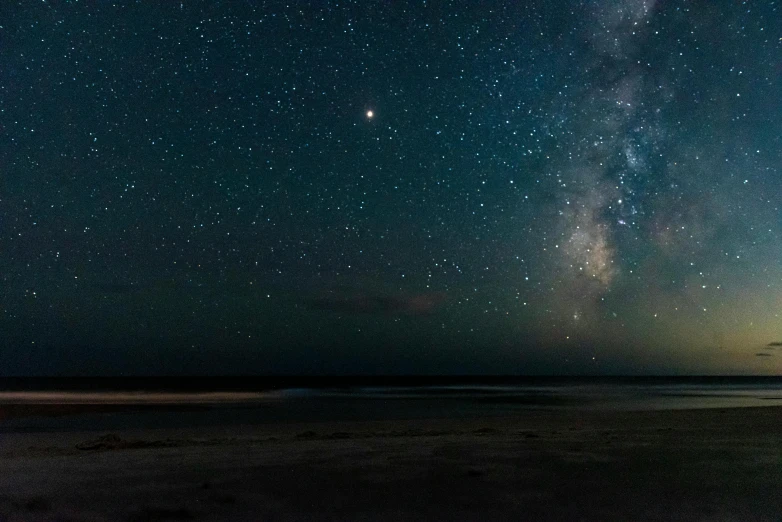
[2,1,781,375]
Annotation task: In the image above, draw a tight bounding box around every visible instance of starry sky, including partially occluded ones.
[2,0,781,376]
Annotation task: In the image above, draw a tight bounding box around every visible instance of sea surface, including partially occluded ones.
[1,377,781,433]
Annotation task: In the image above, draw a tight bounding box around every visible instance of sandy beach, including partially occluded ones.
[1,405,780,521]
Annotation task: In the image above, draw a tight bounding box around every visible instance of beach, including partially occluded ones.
[1,405,780,521]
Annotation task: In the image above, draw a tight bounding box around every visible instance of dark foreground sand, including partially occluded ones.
[1,406,780,521]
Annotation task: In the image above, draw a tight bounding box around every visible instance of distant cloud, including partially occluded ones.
[307,291,445,316]
[755,352,773,357]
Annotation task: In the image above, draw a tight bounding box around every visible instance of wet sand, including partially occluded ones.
[1,406,780,521]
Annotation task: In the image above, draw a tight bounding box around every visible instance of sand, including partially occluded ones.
[1,406,780,521]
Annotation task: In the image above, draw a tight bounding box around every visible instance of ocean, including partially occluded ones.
[1,376,781,433]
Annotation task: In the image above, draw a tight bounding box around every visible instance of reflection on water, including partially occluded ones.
[0,391,284,404]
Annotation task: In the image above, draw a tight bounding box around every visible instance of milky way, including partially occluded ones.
[550,0,666,310]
